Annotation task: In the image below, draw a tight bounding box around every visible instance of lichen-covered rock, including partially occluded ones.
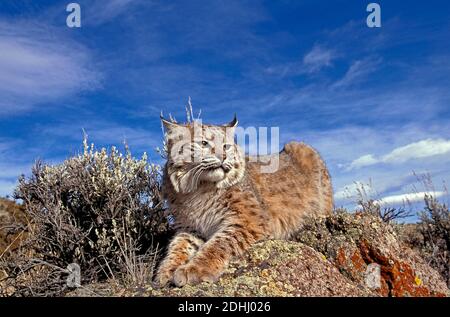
[67,212,448,297]
[295,212,449,297]
[67,240,374,297]
[145,240,373,297]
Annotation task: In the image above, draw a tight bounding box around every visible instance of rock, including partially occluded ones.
[67,212,449,297]
[69,240,374,297]
[295,212,449,297]
[146,240,374,297]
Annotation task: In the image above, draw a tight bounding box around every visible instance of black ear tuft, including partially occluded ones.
[224,114,238,127]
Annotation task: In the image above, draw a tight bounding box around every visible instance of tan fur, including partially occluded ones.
[156,117,333,287]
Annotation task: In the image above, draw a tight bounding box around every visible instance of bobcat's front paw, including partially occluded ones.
[155,260,183,288]
[155,269,173,288]
[173,263,219,287]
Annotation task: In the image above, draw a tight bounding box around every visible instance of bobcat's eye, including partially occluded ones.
[223,144,233,151]
[199,140,210,148]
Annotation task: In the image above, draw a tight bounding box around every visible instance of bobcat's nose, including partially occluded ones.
[221,162,232,173]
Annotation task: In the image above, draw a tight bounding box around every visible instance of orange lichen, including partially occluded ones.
[357,239,446,297]
[350,249,366,272]
[335,248,347,267]
[327,239,448,297]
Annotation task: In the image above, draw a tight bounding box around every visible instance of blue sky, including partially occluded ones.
[0,0,449,215]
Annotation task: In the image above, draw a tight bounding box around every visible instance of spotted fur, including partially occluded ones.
[156,117,333,287]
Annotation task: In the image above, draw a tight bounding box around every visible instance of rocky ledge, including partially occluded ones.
[70,213,448,297]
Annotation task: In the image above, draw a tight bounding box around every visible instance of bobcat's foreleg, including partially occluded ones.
[173,223,264,287]
[155,232,204,287]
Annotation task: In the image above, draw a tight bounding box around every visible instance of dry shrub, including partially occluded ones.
[357,198,412,223]
[0,198,28,255]
[402,195,449,288]
[0,137,169,296]
[354,183,412,223]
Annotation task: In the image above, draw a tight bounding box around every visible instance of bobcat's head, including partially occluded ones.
[162,116,245,193]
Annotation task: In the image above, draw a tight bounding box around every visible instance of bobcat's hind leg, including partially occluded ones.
[155,232,204,287]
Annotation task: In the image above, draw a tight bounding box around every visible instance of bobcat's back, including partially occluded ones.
[246,141,333,239]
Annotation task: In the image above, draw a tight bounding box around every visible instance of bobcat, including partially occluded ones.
[156,116,333,287]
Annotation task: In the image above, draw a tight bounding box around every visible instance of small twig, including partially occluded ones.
[0,228,27,260]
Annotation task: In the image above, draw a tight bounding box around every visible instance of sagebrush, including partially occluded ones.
[0,138,170,296]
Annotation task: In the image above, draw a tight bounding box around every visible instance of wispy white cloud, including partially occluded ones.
[383,138,450,163]
[0,20,101,115]
[346,154,378,171]
[376,191,446,205]
[332,57,381,89]
[333,181,374,201]
[347,138,450,170]
[302,45,335,73]
[264,45,336,77]
[249,47,450,125]
[85,0,144,26]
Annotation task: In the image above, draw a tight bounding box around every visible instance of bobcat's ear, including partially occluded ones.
[223,114,238,128]
[160,115,182,133]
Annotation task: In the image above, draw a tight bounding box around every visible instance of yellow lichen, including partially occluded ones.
[260,269,270,278]
[414,276,422,286]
